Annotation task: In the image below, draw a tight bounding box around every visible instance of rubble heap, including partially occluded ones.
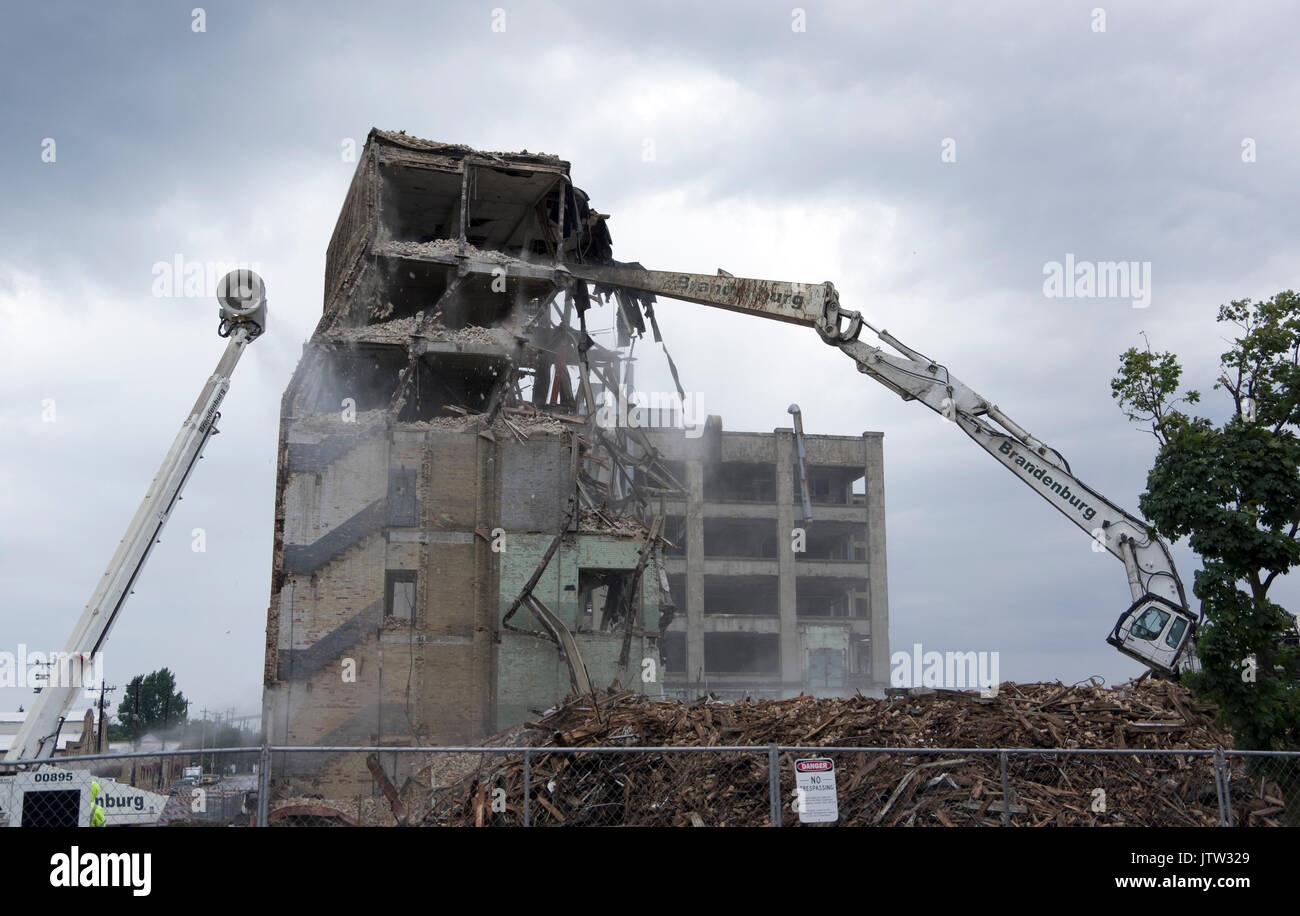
[417,680,1294,827]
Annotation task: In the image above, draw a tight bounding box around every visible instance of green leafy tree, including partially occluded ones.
[1114,293,1300,819]
[113,668,188,743]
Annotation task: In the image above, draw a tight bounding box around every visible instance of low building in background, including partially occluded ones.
[640,423,889,699]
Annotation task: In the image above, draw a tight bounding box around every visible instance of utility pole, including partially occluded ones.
[225,707,236,773]
[159,693,172,790]
[199,708,209,775]
[130,682,141,787]
[95,682,117,754]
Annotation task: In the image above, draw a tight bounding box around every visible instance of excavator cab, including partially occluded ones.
[1107,594,1197,675]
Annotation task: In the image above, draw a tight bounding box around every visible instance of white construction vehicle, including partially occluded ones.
[557,262,1197,675]
[0,768,169,828]
[0,271,266,825]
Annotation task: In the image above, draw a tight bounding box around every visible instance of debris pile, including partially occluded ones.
[401,411,571,438]
[577,508,650,537]
[326,315,422,344]
[378,239,518,265]
[372,129,562,162]
[325,316,506,346]
[418,681,1294,826]
[423,324,501,345]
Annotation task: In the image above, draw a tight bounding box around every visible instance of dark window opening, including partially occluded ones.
[385,570,418,621]
[800,523,859,560]
[364,258,520,328]
[854,639,872,675]
[793,466,860,506]
[705,462,776,502]
[378,161,464,245]
[578,568,638,632]
[704,575,778,616]
[662,516,687,556]
[662,632,687,673]
[704,633,780,674]
[310,349,407,414]
[387,467,418,526]
[398,352,511,421]
[702,518,777,559]
[634,459,686,496]
[666,574,686,612]
[797,580,864,618]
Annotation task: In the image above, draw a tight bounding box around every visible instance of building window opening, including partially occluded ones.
[385,570,418,621]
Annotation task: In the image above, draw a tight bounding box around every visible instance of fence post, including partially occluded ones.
[768,744,781,827]
[1214,748,1234,827]
[1211,748,1226,826]
[999,751,1011,827]
[257,743,270,828]
[523,749,531,828]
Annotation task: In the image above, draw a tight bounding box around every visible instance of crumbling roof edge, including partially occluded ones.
[366,128,570,170]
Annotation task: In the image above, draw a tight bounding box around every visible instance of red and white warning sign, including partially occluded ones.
[793,757,838,823]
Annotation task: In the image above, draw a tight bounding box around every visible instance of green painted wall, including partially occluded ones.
[496,533,664,730]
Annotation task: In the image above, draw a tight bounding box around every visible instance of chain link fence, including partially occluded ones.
[3,745,1297,826]
[1221,750,1300,827]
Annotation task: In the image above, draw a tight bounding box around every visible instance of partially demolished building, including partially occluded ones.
[261,129,888,800]
[263,130,680,795]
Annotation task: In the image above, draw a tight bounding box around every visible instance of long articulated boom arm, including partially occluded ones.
[563,263,1195,674]
[5,274,266,763]
[831,331,1188,606]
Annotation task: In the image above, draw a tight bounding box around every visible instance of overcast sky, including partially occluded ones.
[2,1,1298,723]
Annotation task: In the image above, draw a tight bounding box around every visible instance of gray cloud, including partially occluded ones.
[2,0,1298,715]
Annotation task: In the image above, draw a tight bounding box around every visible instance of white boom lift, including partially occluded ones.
[4,271,268,766]
[558,262,1198,675]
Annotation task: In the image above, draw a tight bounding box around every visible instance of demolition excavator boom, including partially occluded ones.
[559,262,1196,676]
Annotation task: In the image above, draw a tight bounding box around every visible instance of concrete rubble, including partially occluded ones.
[378,238,520,265]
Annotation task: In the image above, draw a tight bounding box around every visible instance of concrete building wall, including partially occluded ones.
[497,533,664,729]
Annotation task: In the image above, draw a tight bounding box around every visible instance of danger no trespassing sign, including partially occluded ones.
[794,757,838,823]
